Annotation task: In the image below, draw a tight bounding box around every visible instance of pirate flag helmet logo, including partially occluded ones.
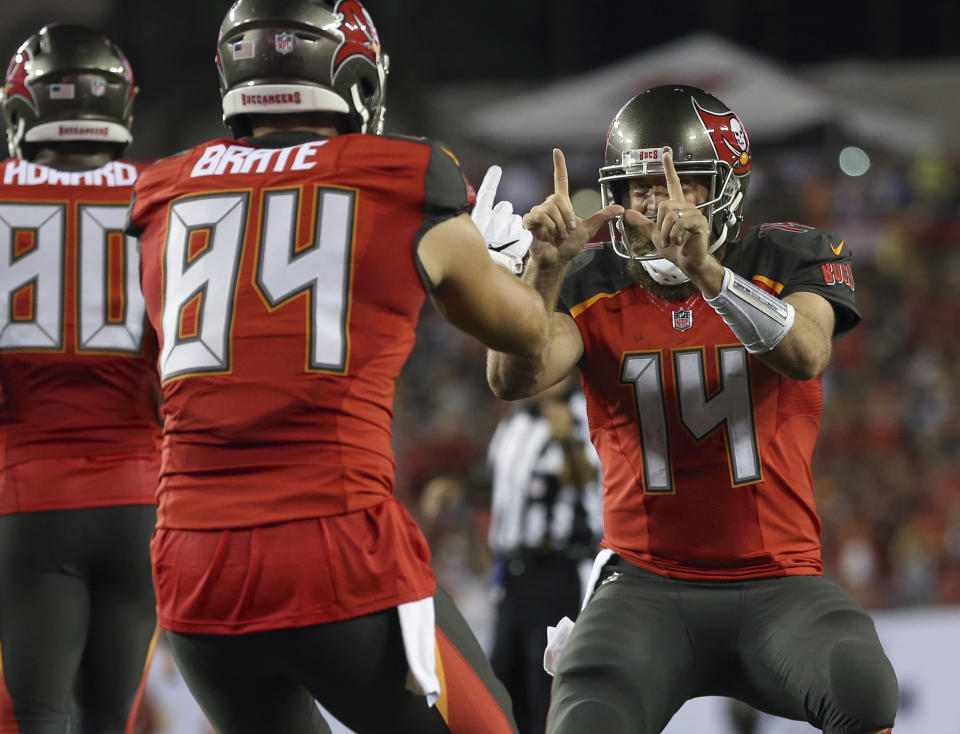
[692,98,751,176]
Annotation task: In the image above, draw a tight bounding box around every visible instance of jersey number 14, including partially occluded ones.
[621,348,762,493]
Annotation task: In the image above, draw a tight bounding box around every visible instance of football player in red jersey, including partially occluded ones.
[488,85,898,734]
[126,2,619,733]
[0,24,160,734]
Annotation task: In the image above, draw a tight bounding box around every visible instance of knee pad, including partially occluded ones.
[824,639,898,732]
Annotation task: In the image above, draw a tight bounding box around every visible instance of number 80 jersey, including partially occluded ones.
[0,158,161,513]
[129,132,471,530]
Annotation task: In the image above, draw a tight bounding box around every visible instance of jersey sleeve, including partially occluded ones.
[422,140,471,224]
[411,141,473,291]
[557,244,626,316]
[776,228,860,339]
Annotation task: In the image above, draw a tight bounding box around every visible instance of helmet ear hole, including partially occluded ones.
[359,77,374,100]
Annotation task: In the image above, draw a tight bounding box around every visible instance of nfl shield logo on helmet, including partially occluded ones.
[672,309,693,332]
[90,78,106,97]
[275,33,295,55]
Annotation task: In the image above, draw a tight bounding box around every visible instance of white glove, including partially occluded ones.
[471,165,532,275]
[544,616,576,676]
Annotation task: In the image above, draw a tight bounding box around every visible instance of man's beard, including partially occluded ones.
[626,258,699,301]
[622,222,725,302]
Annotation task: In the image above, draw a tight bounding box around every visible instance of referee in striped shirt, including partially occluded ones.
[487,375,603,734]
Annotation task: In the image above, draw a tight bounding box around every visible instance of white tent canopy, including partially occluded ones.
[463,33,940,153]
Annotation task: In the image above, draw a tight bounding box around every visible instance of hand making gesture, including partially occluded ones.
[622,148,711,277]
[522,148,623,269]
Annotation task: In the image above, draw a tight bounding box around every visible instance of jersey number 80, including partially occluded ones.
[0,202,145,355]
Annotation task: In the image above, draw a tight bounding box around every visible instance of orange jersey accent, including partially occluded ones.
[131,133,471,531]
[560,225,858,580]
[0,159,161,513]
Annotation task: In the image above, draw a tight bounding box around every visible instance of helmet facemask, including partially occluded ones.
[599,148,743,262]
[598,85,752,279]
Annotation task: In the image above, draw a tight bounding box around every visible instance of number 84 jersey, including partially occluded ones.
[130,132,471,531]
[559,225,859,581]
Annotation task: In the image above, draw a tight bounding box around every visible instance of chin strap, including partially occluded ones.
[640,258,690,286]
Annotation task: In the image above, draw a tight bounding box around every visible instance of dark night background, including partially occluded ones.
[2,0,959,159]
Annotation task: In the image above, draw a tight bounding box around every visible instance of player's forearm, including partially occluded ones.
[684,255,725,298]
[692,262,834,380]
[755,303,832,380]
[692,263,833,380]
[486,258,567,399]
[449,270,548,359]
[486,348,546,400]
[493,279,550,359]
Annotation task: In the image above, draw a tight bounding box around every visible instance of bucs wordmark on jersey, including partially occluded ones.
[129,132,471,531]
[0,159,160,513]
[559,223,859,580]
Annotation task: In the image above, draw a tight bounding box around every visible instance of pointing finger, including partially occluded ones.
[662,148,685,203]
[582,204,625,239]
[553,148,570,200]
[552,149,578,229]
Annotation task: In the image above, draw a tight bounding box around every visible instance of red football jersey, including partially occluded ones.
[0,158,161,513]
[559,224,859,580]
[130,132,472,530]
[131,131,472,632]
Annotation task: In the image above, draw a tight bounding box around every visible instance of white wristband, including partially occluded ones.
[705,267,795,354]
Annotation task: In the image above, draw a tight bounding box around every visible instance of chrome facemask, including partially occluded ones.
[599,146,741,265]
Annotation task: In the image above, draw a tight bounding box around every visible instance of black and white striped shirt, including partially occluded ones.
[487,391,603,558]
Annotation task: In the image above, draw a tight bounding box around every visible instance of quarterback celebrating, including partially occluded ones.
[488,85,898,734]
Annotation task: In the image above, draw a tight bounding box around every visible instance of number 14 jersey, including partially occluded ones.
[559,224,859,580]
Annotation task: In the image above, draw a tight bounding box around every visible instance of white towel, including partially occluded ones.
[397,596,441,707]
[542,548,615,676]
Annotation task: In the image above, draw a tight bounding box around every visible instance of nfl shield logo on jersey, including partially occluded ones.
[672,309,693,332]
[275,32,295,55]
